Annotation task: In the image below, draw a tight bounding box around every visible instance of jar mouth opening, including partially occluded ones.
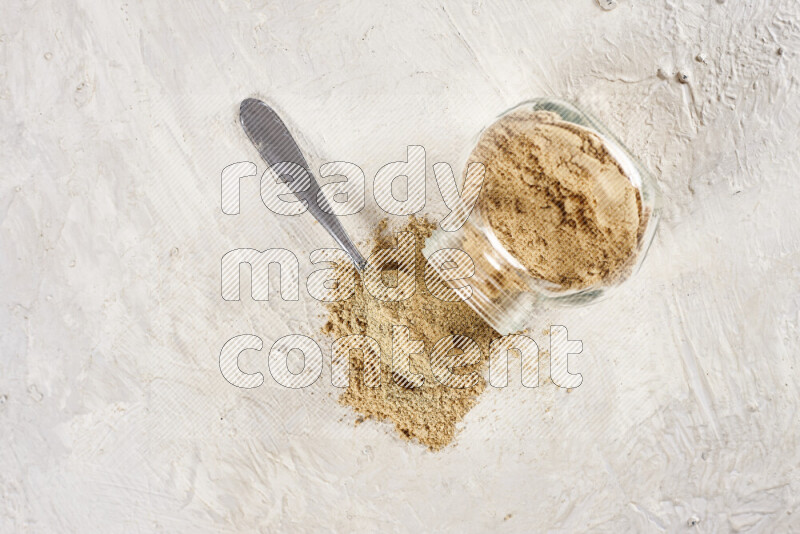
[425,98,662,331]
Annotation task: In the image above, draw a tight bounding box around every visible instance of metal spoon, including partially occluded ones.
[239,98,367,270]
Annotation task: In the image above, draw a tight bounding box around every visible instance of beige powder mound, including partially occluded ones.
[322,216,498,450]
[470,109,643,290]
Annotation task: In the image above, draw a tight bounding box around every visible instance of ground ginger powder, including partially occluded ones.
[322,110,644,450]
[470,109,642,290]
[322,216,498,451]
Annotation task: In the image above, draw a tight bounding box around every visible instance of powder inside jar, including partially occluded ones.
[470,109,643,290]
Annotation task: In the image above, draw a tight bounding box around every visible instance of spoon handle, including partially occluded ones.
[239,98,367,270]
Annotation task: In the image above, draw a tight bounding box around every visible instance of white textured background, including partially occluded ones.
[2,0,799,532]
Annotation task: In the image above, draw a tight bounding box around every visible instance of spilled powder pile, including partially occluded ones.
[470,109,643,290]
[322,216,498,450]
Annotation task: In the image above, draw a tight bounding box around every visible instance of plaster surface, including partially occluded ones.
[1,0,799,531]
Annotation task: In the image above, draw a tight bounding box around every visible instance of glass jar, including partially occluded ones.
[423,98,661,334]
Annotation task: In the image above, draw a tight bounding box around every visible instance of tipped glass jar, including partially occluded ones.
[424,98,661,334]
